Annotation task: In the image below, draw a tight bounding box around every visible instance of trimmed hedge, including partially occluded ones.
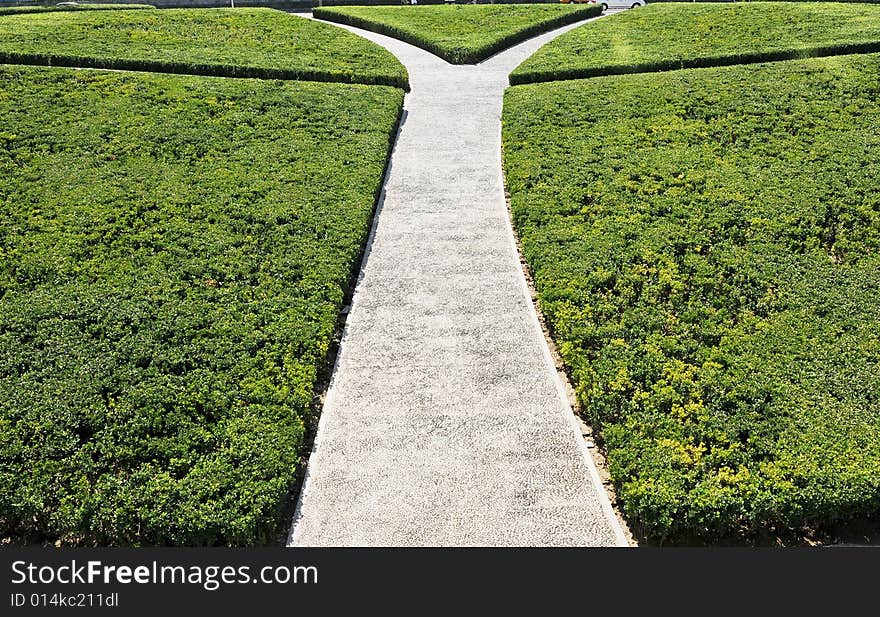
[510,2,880,84]
[0,66,404,545]
[503,54,880,542]
[319,0,453,5]
[0,4,154,15]
[0,8,410,89]
[319,0,559,4]
[313,4,602,64]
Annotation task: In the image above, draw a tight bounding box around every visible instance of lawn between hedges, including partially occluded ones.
[0,8,409,89]
[0,66,404,545]
[510,2,880,84]
[503,54,880,542]
[313,4,602,64]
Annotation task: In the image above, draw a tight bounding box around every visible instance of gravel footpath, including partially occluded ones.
[289,16,628,547]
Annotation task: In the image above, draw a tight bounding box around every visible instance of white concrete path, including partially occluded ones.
[289,16,628,546]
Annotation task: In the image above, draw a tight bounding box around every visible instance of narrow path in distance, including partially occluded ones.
[289,16,629,547]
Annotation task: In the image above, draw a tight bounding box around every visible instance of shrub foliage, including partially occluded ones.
[510,2,880,84]
[314,4,601,64]
[0,8,409,89]
[0,4,154,16]
[0,67,403,545]
[503,54,880,541]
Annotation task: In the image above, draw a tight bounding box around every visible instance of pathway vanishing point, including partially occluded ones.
[289,16,629,547]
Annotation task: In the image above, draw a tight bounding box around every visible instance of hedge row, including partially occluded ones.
[318,0,558,5]
[0,50,410,89]
[0,66,404,545]
[0,8,410,89]
[511,40,880,84]
[511,2,880,84]
[502,53,880,542]
[318,0,450,5]
[0,4,154,15]
[313,4,602,64]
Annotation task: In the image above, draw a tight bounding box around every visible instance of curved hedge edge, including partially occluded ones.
[509,40,880,86]
[313,5,602,65]
[0,51,410,91]
[473,5,603,65]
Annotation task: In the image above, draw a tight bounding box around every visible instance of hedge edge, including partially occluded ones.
[0,51,411,91]
[271,91,405,546]
[509,39,880,85]
[313,5,602,65]
[0,5,156,16]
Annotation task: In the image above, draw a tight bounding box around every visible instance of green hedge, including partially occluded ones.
[0,4,154,15]
[510,2,880,84]
[0,66,404,545]
[314,4,602,64]
[0,8,409,89]
[319,0,454,5]
[318,0,559,4]
[503,54,880,542]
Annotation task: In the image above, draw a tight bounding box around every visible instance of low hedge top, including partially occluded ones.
[510,2,880,84]
[313,4,602,64]
[0,66,404,545]
[0,8,409,88]
[503,53,880,541]
[0,4,154,16]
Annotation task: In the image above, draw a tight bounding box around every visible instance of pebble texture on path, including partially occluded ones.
[289,16,628,546]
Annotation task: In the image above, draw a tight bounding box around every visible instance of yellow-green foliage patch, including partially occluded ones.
[0,67,403,545]
[503,54,880,542]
